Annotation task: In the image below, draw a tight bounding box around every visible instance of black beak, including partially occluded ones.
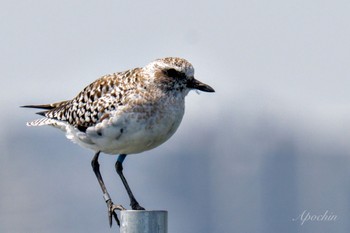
[187,78,215,92]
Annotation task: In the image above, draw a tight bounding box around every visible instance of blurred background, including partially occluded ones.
[1,0,350,232]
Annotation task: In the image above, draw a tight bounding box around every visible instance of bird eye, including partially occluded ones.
[165,69,185,79]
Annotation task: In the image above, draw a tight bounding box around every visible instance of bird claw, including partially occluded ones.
[131,203,145,210]
[106,199,126,227]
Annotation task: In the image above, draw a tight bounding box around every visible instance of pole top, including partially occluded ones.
[120,210,168,233]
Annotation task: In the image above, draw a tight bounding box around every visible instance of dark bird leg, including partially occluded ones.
[116,154,145,210]
[91,151,126,227]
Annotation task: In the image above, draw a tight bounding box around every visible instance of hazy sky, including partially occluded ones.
[1,1,350,233]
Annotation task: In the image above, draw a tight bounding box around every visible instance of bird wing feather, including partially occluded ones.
[26,69,141,131]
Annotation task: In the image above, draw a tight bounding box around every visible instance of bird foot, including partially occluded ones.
[131,202,145,210]
[106,199,126,227]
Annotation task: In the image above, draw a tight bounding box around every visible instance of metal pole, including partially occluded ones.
[120,210,168,233]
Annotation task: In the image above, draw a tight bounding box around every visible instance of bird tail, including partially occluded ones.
[26,118,59,127]
[21,100,70,110]
[22,100,70,127]
[21,100,70,122]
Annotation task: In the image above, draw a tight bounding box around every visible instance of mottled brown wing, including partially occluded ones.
[39,69,140,131]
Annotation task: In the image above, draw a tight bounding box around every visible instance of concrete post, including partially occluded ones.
[119,210,168,233]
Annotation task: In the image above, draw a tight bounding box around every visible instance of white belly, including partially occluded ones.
[66,101,185,155]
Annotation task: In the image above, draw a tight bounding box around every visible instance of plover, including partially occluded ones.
[23,57,215,227]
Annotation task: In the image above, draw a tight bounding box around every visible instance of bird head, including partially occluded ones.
[144,57,215,94]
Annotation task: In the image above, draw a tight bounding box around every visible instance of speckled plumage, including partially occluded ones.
[24,57,215,155]
[23,57,215,224]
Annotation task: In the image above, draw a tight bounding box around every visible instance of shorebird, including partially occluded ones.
[23,57,215,227]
